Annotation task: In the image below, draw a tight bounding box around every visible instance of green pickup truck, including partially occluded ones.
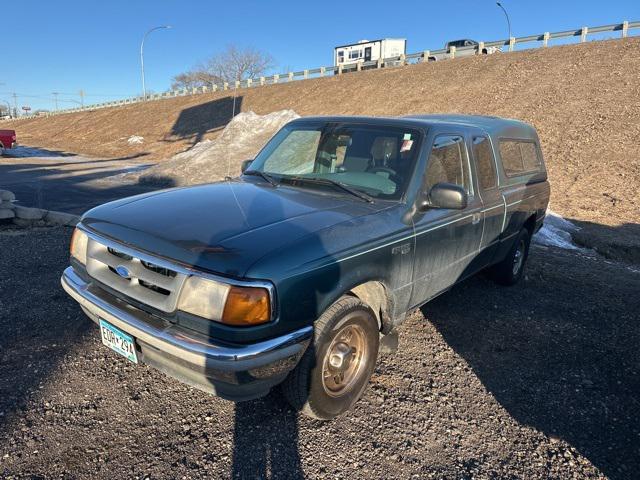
[62,114,550,419]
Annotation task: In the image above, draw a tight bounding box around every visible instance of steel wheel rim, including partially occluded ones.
[513,239,525,276]
[321,323,368,397]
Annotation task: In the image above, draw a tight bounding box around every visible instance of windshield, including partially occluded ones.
[247,122,422,200]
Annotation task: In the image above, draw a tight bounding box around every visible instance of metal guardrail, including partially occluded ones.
[5,20,639,121]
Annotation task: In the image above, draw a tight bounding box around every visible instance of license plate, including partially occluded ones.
[99,319,138,364]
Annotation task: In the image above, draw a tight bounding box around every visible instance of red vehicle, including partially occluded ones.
[0,129,17,155]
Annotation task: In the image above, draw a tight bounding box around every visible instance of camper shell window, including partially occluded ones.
[499,139,542,177]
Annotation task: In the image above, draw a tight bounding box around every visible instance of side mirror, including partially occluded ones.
[417,183,468,212]
[241,159,253,173]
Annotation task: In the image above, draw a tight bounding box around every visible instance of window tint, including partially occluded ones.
[499,140,541,176]
[472,136,497,190]
[425,135,471,193]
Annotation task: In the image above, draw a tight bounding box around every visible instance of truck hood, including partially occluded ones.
[82,180,379,278]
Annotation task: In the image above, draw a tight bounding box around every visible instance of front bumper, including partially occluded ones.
[61,266,312,401]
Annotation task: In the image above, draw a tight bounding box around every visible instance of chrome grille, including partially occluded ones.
[85,238,188,313]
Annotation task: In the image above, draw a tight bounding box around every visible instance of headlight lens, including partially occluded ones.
[70,228,88,264]
[178,276,271,326]
[178,276,230,321]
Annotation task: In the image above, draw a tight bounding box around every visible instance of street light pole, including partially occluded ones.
[140,25,172,100]
[496,2,512,40]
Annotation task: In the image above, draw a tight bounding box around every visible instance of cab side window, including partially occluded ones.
[472,136,497,190]
[425,135,472,194]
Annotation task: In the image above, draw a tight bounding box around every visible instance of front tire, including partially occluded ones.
[281,296,379,420]
[488,227,532,286]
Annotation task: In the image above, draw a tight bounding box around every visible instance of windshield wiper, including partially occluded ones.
[287,176,375,203]
[244,170,279,187]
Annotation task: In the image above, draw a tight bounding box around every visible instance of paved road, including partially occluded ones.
[0,146,158,215]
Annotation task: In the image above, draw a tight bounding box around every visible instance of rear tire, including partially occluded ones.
[488,227,532,286]
[281,296,379,420]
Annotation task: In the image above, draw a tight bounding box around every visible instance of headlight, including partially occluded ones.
[178,276,230,321]
[70,228,88,264]
[178,276,271,326]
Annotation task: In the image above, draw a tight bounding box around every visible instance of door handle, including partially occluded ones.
[472,213,482,225]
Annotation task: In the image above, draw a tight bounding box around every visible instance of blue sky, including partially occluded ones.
[2,0,638,112]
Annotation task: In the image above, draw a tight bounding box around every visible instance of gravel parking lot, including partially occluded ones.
[0,225,638,479]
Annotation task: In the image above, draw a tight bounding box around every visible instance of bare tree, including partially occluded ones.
[171,45,274,90]
[204,45,275,83]
[171,68,222,90]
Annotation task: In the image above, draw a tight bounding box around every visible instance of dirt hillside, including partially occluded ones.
[9,38,640,239]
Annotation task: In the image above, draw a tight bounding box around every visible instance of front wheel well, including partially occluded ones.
[523,214,537,236]
[347,281,390,331]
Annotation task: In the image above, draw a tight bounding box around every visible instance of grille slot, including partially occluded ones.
[139,279,171,296]
[107,247,133,261]
[86,237,188,312]
[141,260,177,278]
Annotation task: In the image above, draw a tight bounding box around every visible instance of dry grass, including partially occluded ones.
[10,38,640,231]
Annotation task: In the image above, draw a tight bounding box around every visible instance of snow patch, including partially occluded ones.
[533,210,581,250]
[127,135,144,145]
[136,110,299,185]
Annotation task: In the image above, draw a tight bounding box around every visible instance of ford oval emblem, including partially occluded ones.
[115,265,131,279]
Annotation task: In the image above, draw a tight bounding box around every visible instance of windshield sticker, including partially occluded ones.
[400,139,414,152]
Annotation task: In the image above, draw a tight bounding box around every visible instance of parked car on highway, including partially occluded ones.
[0,129,16,155]
[61,114,550,419]
[429,39,501,61]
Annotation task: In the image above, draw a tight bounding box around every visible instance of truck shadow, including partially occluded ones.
[420,245,640,479]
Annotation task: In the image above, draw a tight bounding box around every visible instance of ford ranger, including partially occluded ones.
[61,114,550,419]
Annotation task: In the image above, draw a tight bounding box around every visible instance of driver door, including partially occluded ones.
[409,133,484,307]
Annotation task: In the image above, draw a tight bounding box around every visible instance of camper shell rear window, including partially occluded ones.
[498,139,542,177]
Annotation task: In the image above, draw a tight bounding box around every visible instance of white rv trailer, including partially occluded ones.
[334,38,407,67]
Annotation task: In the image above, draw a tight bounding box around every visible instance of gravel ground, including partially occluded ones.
[0,226,638,479]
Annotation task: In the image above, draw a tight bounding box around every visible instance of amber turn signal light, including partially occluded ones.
[221,286,271,326]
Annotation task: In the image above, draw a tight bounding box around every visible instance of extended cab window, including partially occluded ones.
[472,136,497,190]
[251,122,422,200]
[425,135,472,194]
[499,140,541,176]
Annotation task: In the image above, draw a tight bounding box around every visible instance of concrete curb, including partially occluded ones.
[0,189,79,227]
